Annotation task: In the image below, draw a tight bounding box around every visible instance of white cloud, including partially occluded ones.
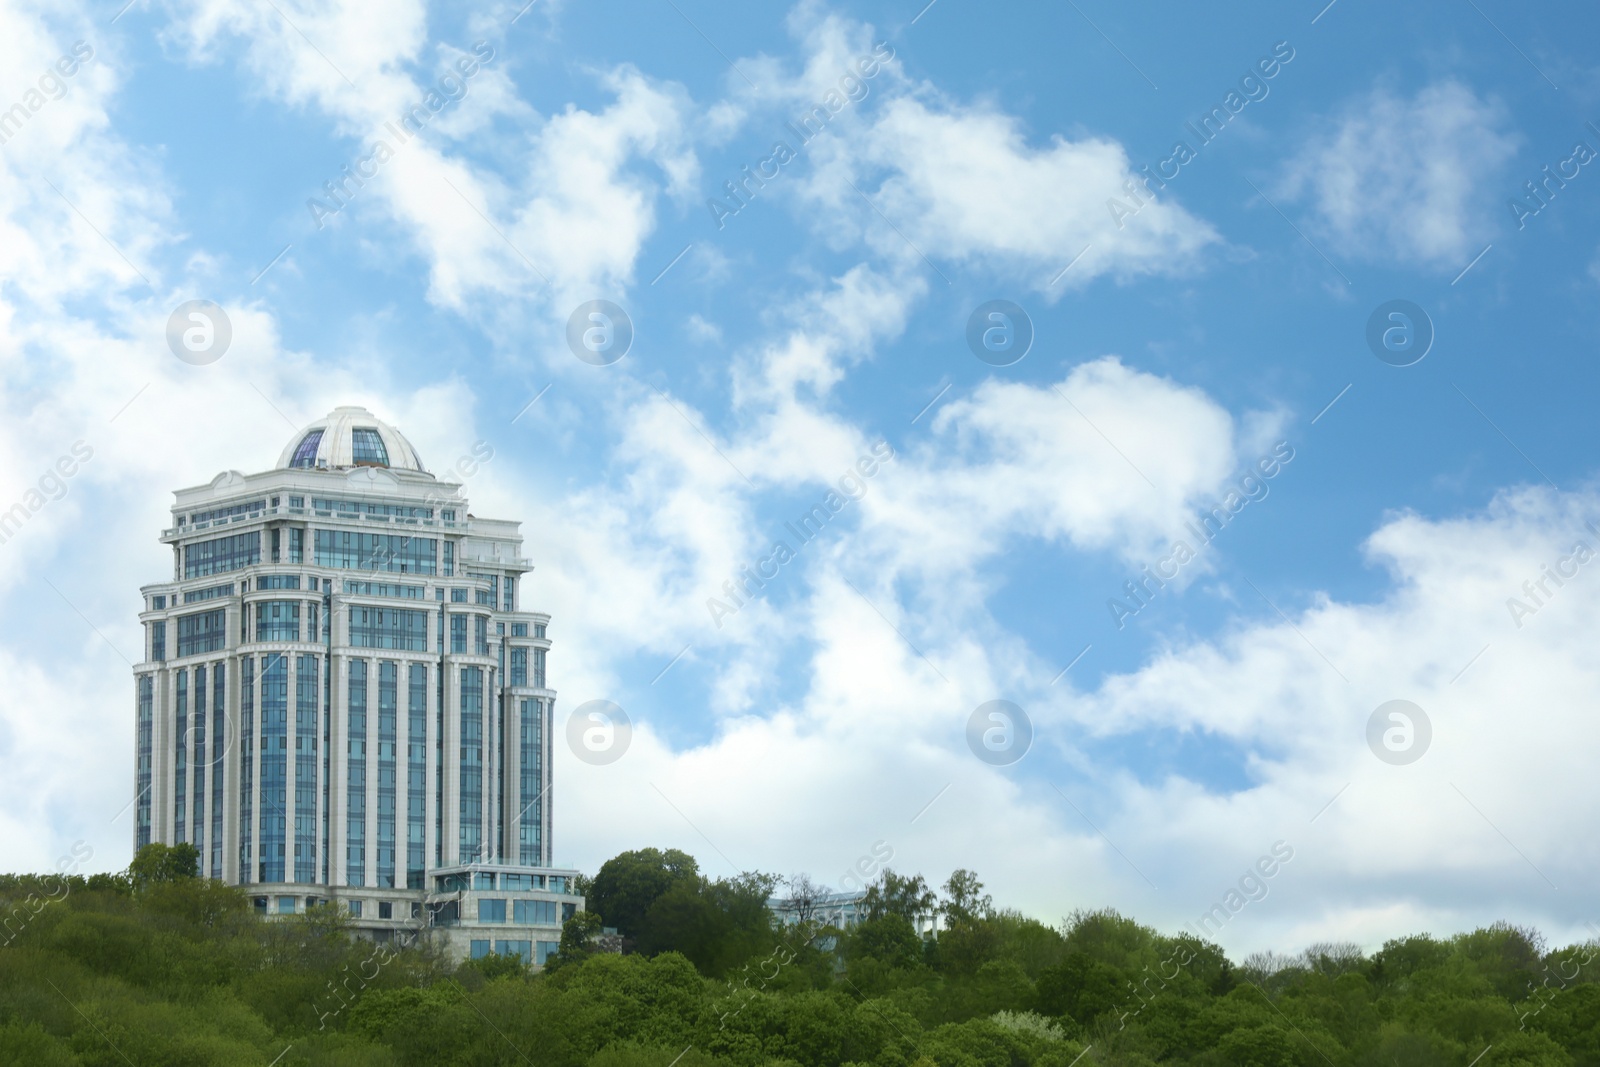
[1279,80,1518,268]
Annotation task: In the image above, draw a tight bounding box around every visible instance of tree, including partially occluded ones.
[940,869,994,927]
[548,911,604,971]
[127,841,200,887]
[862,868,935,927]
[784,872,824,930]
[586,848,700,938]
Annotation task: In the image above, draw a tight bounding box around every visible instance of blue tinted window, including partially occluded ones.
[258,575,300,590]
[290,431,323,468]
[478,898,506,923]
[347,660,367,887]
[150,621,166,662]
[470,939,490,959]
[511,623,527,637]
[259,654,288,882]
[256,601,300,642]
[349,608,427,651]
[184,532,260,578]
[314,530,435,574]
[510,648,527,687]
[351,428,389,466]
[184,583,234,603]
[176,610,226,657]
[458,668,483,862]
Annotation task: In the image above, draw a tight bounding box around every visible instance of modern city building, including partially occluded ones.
[132,406,582,964]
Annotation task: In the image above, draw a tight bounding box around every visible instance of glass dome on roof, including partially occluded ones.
[275,407,428,473]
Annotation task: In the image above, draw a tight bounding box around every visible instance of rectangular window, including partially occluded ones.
[259,654,288,882]
[533,648,546,688]
[378,901,393,919]
[450,588,467,603]
[289,496,304,509]
[257,575,300,590]
[136,675,153,850]
[289,528,303,563]
[510,648,527,687]
[470,939,490,959]
[191,666,205,855]
[151,595,166,610]
[495,940,532,962]
[475,616,488,656]
[349,608,428,651]
[536,941,559,966]
[150,620,166,662]
[312,498,433,520]
[190,499,265,526]
[184,532,260,578]
[443,541,454,576]
[512,899,557,925]
[474,872,496,890]
[271,528,280,563]
[502,874,531,891]
[211,664,225,879]
[475,589,492,605]
[239,656,254,880]
[348,899,363,918]
[183,583,234,603]
[295,656,319,883]
[347,660,367,887]
[511,623,527,637]
[534,623,546,639]
[451,615,466,654]
[278,896,296,914]
[442,510,456,523]
[175,669,187,842]
[255,601,300,643]
[519,699,542,865]
[343,580,425,599]
[503,577,515,612]
[377,662,397,889]
[458,667,483,863]
[176,610,227,658]
[478,898,507,923]
[406,664,426,890]
[313,530,436,574]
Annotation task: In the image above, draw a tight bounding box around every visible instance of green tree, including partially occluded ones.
[127,841,200,886]
[587,848,700,938]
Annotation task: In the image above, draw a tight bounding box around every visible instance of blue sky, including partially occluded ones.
[2,0,1599,956]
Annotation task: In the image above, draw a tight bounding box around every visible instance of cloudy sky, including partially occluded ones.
[1,0,1598,958]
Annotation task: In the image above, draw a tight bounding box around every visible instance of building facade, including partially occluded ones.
[132,406,581,964]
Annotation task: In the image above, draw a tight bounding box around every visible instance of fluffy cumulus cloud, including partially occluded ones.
[1278,80,1518,268]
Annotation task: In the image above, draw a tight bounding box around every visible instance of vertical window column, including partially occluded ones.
[406,664,426,889]
[192,665,206,859]
[211,664,225,879]
[519,698,541,865]
[377,662,398,888]
[347,661,367,886]
[259,654,287,883]
[239,657,254,881]
[136,676,153,850]
[294,655,319,883]
[459,667,483,863]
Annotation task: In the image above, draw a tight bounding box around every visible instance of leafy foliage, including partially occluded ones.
[0,847,1595,1066]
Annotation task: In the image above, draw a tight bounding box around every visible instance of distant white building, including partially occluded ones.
[133,406,581,964]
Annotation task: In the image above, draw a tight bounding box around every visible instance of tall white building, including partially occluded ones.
[133,406,582,964]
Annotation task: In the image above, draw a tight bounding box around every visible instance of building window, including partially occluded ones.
[442,541,454,576]
[190,500,265,526]
[442,510,456,523]
[450,588,467,603]
[377,662,397,889]
[533,648,546,688]
[277,896,297,914]
[406,664,427,890]
[534,623,546,639]
[289,528,303,563]
[211,665,225,879]
[458,667,483,863]
[474,617,488,656]
[510,648,527,687]
[513,899,557,925]
[451,615,466,654]
[503,874,531,891]
[150,621,166,662]
[470,940,490,959]
[256,601,300,643]
[495,940,532,962]
[289,496,304,509]
[259,654,288,883]
[474,872,496,890]
[511,623,527,637]
[349,608,428,651]
[258,575,300,590]
[348,899,363,918]
[347,660,367,887]
[343,580,424,599]
[351,428,390,466]
[176,610,227,658]
[294,656,320,883]
[151,595,166,610]
[503,578,515,612]
[535,941,559,966]
[478,898,506,923]
[136,676,153,850]
[289,431,324,468]
[313,530,436,574]
[519,699,542,865]
[184,532,260,578]
[174,669,187,842]
[183,583,234,604]
[239,656,254,880]
[378,901,393,919]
